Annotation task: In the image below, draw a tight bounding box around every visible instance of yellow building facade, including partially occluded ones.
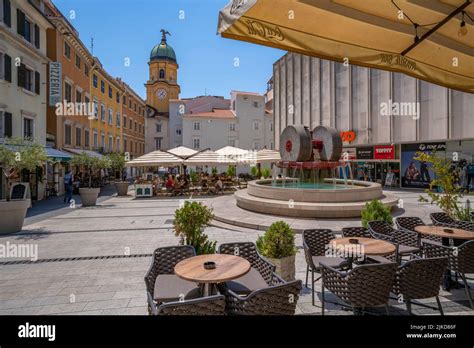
[90,58,124,154]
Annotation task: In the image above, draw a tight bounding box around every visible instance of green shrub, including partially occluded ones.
[256,221,297,259]
[211,167,218,176]
[261,167,271,179]
[173,201,216,255]
[189,170,199,184]
[226,165,236,177]
[250,166,258,177]
[106,153,126,179]
[361,199,393,228]
[456,199,473,222]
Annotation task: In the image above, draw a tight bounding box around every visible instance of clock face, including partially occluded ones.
[157,89,167,100]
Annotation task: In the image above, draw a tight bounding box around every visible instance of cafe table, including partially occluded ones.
[174,254,251,296]
[414,225,474,242]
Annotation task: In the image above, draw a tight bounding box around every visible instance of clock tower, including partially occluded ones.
[145,29,180,114]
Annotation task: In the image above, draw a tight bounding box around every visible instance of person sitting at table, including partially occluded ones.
[165,175,174,191]
[215,178,224,194]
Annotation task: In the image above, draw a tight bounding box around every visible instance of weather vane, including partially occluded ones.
[161,29,171,43]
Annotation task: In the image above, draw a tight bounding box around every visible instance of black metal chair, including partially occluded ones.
[423,240,474,308]
[395,216,442,244]
[341,227,372,238]
[320,261,397,315]
[302,229,349,305]
[430,212,457,227]
[218,242,277,295]
[144,245,200,314]
[149,295,226,315]
[368,221,420,262]
[221,278,302,315]
[393,257,448,315]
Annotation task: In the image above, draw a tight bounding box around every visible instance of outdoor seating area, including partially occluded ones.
[141,213,473,316]
[145,244,302,316]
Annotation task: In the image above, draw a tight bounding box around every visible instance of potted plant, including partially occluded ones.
[0,138,47,234]
[173,201,217,255]
[361,199,393,228]
[106,153,128,196]
[256,221,297,281]
[71,152,111,206]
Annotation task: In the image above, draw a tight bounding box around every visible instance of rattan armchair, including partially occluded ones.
[320,261,397,315]
[218,242,277,295]
[368,221,420,262]
[393,257,448,315]
[222,278,302,315]
[303,229,349,305]
[423,240,474,308]
[341,227,372,238]
[430,212,474,232]
[144,245,199,314]
[395,216,442,244]
[149,295,226,315]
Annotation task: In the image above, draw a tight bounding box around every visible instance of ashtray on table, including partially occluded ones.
[204,261,216,270]
[349,239,359,244]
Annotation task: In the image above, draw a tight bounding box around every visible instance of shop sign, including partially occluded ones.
[49,62,62,107]
[374,145,395,160]
[356,147,373,160]
[340,131,356,143]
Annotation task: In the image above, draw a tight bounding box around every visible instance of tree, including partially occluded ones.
[106,153,126,179]
[0,138,47,201]
[71,152,111,188]
[415,151,467,220]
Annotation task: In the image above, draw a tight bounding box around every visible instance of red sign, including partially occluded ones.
[374,145,395,160]
[340,131,356,143]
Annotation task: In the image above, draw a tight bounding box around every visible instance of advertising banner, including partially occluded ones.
[401,142,446,188]
[356,147,373,160]
[374,145,395,160]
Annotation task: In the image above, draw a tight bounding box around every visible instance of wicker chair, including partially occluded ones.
[423,240,474,308]
[222,278,302,315]
[144,245,200,314]
[303,229,349,305]
[320,261,397,315]
[395,216,442,244]
[430,212,457,227]
[368,221,420,262]
[149,295,226,316]
[393,257,448,315]
[341,227,372,238]
[218,242,277,295]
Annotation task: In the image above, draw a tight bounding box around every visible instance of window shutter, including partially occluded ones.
[35,71,40,94]
[17,64,25,88]
[34,24,40,49]
[4,0,11,27]
[4,113,12,137]
[4,54,12,82]
[17,9,25,36]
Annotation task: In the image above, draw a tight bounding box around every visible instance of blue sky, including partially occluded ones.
[53,0,284,100]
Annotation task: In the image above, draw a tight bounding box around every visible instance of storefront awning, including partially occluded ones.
[63,148,104,159]
[125,150,183,167]
[218,0,474,94]
[45,147,72,161]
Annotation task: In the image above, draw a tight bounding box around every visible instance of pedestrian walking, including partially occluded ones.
[64,170,74,203]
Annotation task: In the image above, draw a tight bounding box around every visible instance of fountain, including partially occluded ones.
[234,125,399,218]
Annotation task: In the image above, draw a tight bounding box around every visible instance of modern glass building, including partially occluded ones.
[273,53,474,188]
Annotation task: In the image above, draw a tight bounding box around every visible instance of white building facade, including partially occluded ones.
[0,0,51,145]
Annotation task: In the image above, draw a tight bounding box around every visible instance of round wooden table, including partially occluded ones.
[174,254,251,296]
[330,237,396,257]
[414,225,474,240]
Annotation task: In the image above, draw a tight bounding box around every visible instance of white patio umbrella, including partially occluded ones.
[256,149,281,164]
[125,150,183,167]
[184,149,236,166]
[167,146,198,159]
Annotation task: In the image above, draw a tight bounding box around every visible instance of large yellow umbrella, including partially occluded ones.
[218,0,474,93]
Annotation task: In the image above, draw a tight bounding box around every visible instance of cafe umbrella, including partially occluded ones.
[217,0,474,93]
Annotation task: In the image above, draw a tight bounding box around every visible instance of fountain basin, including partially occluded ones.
[235,179,399,218]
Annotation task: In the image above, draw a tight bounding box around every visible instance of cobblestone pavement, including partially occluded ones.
[0,188,472,315]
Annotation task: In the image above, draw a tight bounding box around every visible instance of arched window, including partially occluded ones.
[159,69,165,79]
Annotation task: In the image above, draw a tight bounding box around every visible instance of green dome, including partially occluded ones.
[150,41,177,63]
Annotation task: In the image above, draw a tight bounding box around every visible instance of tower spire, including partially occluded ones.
[160,29,171,44]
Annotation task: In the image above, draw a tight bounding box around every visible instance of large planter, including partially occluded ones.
[267,254,296,281]
[115,181,129,196]
[79,187,100,206]
[0,199,31,235]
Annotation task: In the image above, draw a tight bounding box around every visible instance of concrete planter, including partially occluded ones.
[0,199,31,235]
[267,254,296,281]
[79,188,100,206]
[115,181,129,196]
